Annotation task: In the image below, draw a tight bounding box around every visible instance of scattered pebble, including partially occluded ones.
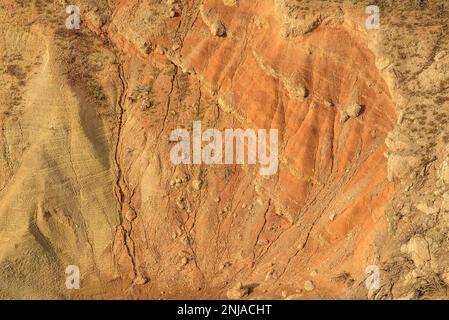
[346,102,362,118]
[304,280,315,291]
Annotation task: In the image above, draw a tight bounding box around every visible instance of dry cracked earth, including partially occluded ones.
[0,0,448,300]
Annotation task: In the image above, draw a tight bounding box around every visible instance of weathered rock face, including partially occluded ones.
[0,0,448,300]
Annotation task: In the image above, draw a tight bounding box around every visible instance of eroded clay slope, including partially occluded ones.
[0,0,448,300]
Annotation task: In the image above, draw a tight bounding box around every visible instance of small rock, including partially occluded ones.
[415,203,439,215]
[134,275,149,285]
[192,179,202,191]
[210,21,226,37]
[400,235,431,268]
[285,82,307,98]
[265,270,275,280]
[180,257,189,266]
[346,102,362,118]
[304,280,315,291]
[141,99,154,111]
[125,210,137,222]
[324,100,333,108]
